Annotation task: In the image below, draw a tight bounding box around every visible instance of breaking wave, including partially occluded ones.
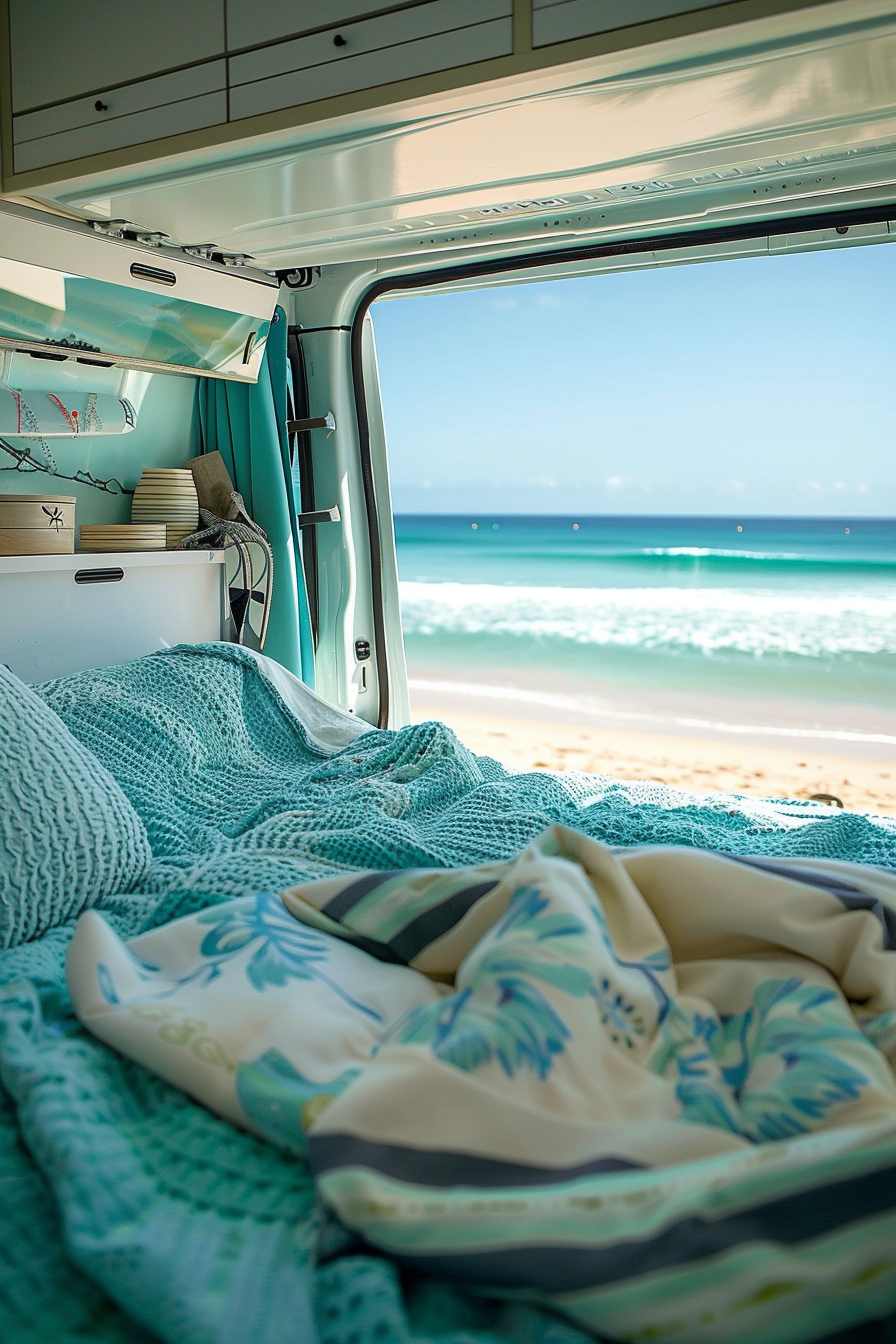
[399,581,896,659]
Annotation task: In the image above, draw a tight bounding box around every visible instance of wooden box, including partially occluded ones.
[0,494,76,554]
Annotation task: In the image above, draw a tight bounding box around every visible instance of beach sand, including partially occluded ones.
[411,703,896,818]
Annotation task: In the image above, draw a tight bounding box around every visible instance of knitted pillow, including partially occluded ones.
[0,665,152,948]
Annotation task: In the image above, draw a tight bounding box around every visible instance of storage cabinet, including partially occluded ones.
[0,550,225,683]
[6,0,511,178]
[9,0,226,112]
[226,0,399,54]
[229,0,512,121]
[532,0,739,48]
[3,0,753,183]
[13,63,228,174]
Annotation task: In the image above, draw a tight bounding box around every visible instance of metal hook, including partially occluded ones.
[287,411,336,437]
[297,505,341,529]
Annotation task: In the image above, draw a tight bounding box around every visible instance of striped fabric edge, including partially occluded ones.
[322,870,409,922]
[727,854,896,949]
[320,875,501,964]
[314,1156,896,1293]
[308,1133,645,1187]
[275,891,408,965]
[388,880,500,962]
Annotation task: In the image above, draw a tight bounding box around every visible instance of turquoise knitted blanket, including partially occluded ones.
[2,643,895,1343]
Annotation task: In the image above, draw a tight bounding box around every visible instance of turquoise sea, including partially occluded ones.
[395,516,896,729]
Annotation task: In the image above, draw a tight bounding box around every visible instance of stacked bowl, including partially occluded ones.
[80,524,166,552]
[131,469,200,547]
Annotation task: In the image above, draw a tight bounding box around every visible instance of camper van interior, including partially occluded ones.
[1,3,896,1342]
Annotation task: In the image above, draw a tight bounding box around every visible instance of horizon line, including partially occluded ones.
[391,511,896,521]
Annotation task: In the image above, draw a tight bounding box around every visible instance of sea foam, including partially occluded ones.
[399,581,896,659]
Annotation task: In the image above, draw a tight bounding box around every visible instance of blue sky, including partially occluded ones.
[371,243,896,516]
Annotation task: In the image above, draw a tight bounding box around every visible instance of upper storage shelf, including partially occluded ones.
[228,0,512,122]
[1,0,812,190]
[9,0,226,112]
[532,0,740,46]
[6,0,513,178]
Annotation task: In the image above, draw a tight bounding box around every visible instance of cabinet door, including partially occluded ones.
[9,0,225,112]
[532,0,738,48]
[229,0,512,121]
[226,1,397,53]
[13,64,227,173]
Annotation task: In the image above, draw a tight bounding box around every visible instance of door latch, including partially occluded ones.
[297,505,341,529]
[287,411,336,436]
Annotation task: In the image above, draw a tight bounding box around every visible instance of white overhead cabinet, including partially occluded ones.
[225,1,402,53]
[9,0,227,173]
[4,0,753,182]
[7,0,512,177]
[532,0,738,48]
[9,0,226,111]
[12,65,229,175]
[228,0,513,122]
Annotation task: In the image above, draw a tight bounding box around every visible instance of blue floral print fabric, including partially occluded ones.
[3,643,896,1344]
[66,893,442,1157]
[67,824,896,1344]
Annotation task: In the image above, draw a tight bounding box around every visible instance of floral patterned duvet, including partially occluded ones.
[66,824,896,1344]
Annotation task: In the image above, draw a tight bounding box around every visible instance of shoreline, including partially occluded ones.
[407,668,896,761]
[410,702,896,818]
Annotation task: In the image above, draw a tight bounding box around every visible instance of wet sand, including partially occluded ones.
[410,704,896,818]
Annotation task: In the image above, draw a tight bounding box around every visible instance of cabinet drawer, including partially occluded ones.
[532,0,738,48]
[10,0,225,112]
[227,0,401,53]
[229,0,512,121]
[13,63,227,173]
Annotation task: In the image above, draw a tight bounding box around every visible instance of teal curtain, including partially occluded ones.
[198,307,315,684]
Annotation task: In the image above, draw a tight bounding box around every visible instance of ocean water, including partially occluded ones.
[395,515,896,716]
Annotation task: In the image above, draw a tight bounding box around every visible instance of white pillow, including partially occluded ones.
[66,890,443,1150]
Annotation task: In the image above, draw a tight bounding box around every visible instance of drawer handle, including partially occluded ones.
[74,567,124,585]
[130,262,176,287]
[94,99,108,112]
[333,33,347,47]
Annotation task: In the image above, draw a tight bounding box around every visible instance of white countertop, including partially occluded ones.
[0,549,225,574]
